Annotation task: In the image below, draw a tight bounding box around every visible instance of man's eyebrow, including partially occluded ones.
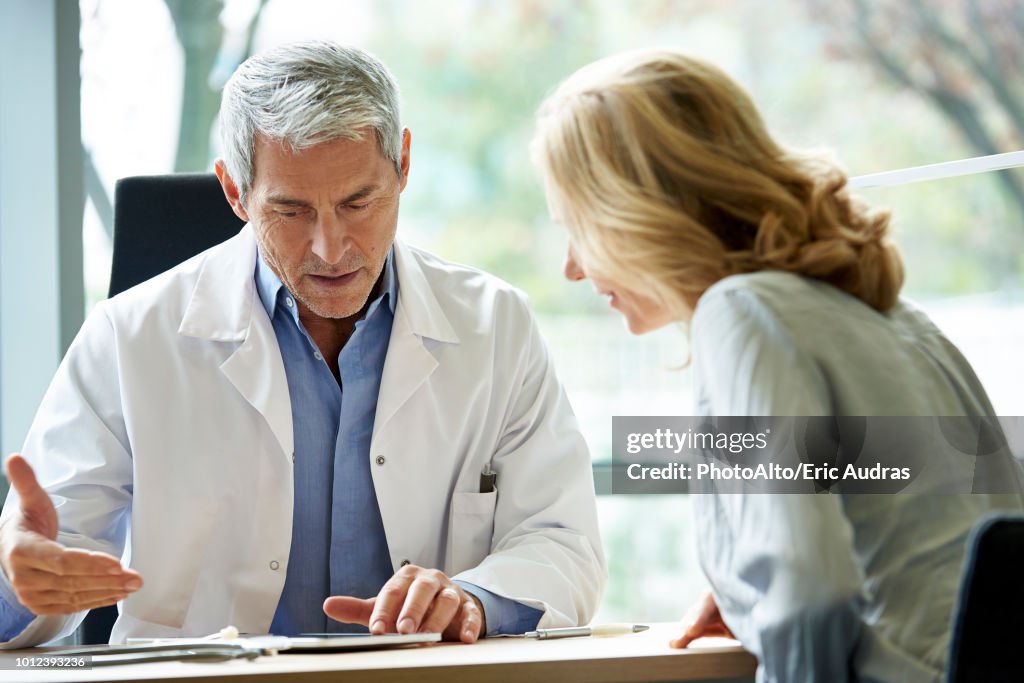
[263,185,380,207]
[265,195,311,207]
[340,185,379,204]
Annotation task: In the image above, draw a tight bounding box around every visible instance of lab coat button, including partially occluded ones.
[375,455,385,466]
[269,560,280,571]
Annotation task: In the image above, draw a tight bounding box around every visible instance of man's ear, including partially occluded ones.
[398,128,411,192]
[214,160,251,223]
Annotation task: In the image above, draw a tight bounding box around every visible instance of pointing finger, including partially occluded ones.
[323,596,375,626]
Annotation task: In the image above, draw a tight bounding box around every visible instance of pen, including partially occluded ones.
[479,463,497,493]
[524,624,650,639]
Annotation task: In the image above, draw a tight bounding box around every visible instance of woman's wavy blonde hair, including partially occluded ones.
[531,49,904,317]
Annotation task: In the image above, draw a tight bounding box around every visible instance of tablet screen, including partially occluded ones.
[282,633,441,652]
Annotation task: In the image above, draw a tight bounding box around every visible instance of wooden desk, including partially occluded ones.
[0,624,756,683]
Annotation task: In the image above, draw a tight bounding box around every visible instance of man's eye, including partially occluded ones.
[347,203,370,211]
[276,210,300,218]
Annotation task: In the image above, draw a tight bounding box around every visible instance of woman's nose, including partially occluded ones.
[563,248,586,282]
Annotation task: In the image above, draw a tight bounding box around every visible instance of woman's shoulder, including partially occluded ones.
[692,271,850,341]
[688,270,950,383]
[692,270,931,342]
[689,271,989,417]
[699,270,812,299]
[695,270,851,316]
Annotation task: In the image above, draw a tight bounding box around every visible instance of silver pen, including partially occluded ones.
[524,623,650,639]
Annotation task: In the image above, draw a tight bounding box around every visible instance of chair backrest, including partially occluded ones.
[947,513,1024,683]
[80,173,243,645]
[107,173,245,297]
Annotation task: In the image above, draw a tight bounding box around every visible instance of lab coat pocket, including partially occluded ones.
[446,490,497,575]
[126,500,219,629]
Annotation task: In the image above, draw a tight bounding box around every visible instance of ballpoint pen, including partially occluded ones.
[524,624,650,639]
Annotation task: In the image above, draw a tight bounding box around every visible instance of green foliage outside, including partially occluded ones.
[146,0,1023,312]
[354,0,1022,310]
[67,0,1024,625]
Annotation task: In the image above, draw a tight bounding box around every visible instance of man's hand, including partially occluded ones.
[669,591,735,649]
[0,454,142,616]
[323,564,485,643]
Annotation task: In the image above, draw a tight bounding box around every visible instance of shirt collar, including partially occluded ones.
[254,248,398,324]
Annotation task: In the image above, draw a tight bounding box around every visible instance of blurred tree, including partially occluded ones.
[801,0,1024,264]
[143,0,1020,302]
[164,0,268,172]
[367,0,731,312]
[82,0,268,241]
[367,0,611,312]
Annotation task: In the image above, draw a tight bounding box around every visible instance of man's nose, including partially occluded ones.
[311,215,350,265]
[563,249,586,282]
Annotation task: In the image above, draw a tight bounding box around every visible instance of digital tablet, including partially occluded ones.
[281,632,441,652]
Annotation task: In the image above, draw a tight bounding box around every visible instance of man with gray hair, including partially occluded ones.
[0,41,605,646]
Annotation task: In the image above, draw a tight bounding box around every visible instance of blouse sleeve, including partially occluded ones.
[689,283,869,683]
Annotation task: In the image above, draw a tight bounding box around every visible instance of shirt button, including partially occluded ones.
[269,560,280,571]
[400,559,410,567]
[375,455,385,466]
[284,297,294,308]
[314,351,324,361]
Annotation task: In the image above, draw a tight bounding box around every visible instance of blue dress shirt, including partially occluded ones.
[0,576,33,641]
[255,249,541,637]
[257,251,397,635]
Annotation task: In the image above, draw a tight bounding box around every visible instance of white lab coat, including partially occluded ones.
[0,226,606,647]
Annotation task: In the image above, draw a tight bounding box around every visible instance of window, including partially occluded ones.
[69,0,1024,623]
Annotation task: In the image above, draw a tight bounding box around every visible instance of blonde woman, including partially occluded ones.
[532,49,1023,682]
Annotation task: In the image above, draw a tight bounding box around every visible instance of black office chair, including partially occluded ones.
[106,173,245,298]
[78,173,244,645]
[947,513,1024,682]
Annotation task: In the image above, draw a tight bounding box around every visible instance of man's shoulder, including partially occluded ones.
[101,232,248,331]
[400,243,522,289]
[103,254,202,320]
[397,242,531,311]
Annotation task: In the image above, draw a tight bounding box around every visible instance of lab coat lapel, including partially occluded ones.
[178,225,294,460]
[373,241,459,434]
[219,318,294,461]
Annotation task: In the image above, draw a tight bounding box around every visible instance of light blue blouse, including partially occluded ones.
[688,271,1024,683]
